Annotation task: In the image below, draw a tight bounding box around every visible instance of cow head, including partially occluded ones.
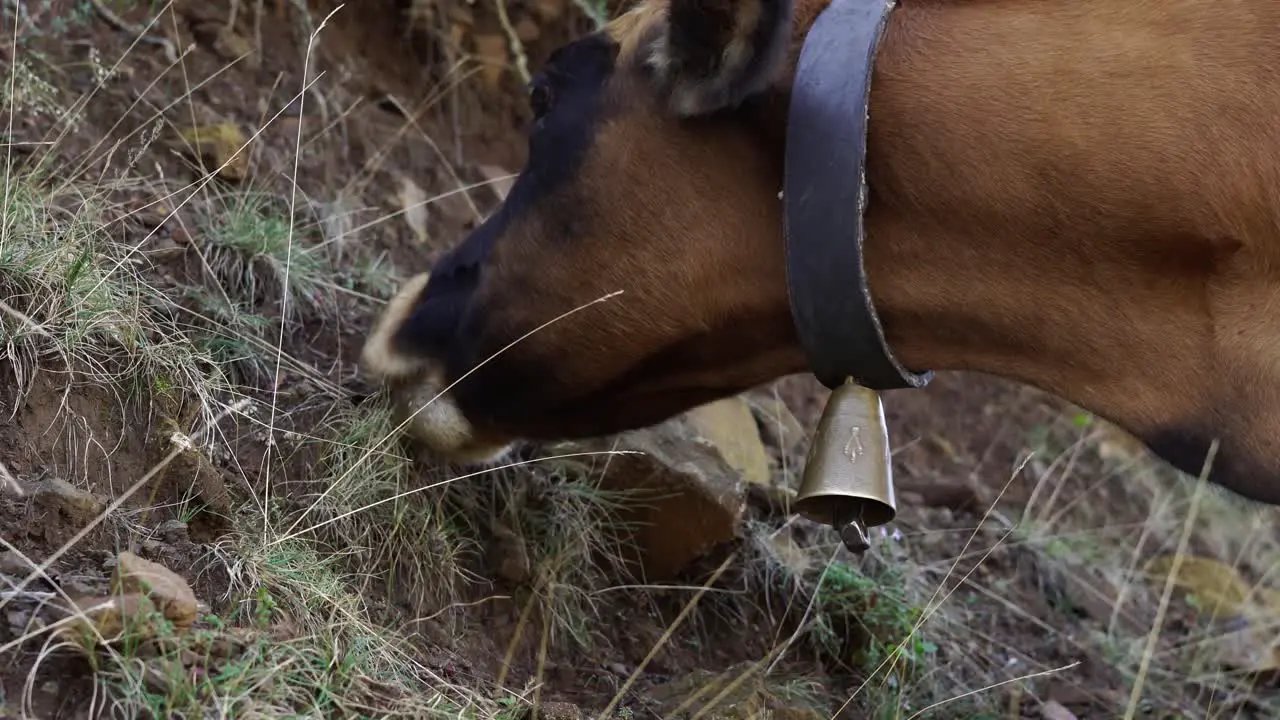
[362,0,814,462]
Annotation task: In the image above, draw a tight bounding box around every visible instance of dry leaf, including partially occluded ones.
[395,175,430,244]
[177,123,250,181]
[1040,700,1078,720]
[1143,555,1280,680]
[1212,621,1280,678]
[1142,554,1252,617]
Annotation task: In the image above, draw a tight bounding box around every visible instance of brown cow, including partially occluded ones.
[361,0,1280,504]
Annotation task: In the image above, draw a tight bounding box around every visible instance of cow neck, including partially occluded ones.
[781,0,933,392]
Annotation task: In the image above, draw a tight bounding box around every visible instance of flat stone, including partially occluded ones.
[58,553,200,649]
[686,396,772,488]
[31,477,106,523]
[746,391,808,456]
[568,415,747,581]
[157,519,189,544]
[111,552,198,631]
[61,593,157,645]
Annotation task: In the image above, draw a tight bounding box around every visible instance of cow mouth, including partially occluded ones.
[380,369,518,466]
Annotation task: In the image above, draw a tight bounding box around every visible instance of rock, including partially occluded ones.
[0,550,28,576]
[161,443,233,527]
[31,477,106,523]
[60,576,103,598]
[744,481,797,516]
[531,0,567,22]
[515,17,540,44]
[193,22,259,70]
[473,34,509,90]
[746,391,807,456]
[896,481,983,514]
[523,702,581,720]
[685,396,772,488]
[570,416,748,580]
[59,554,198,649]
[1141,554,1253,617]
[1094,420,1148,463]
[7,609,34,635]
[110,552,198,631]
[61,592,158,645]
[157,519,189,543]
[550,396,783,579]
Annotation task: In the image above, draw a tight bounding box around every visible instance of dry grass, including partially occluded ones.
[3,2,1280,720]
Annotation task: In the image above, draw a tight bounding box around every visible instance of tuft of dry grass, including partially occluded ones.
[0,165,234,435]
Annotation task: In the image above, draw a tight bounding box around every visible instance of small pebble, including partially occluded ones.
[0,550,28,576]
[157,519,188,543]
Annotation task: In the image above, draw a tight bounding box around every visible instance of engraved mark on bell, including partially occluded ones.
[843,426,863,463]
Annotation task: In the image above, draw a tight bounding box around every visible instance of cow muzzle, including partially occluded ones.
[360,271,515,466]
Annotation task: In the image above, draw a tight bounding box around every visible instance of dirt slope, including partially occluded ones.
[2,2,1280,719]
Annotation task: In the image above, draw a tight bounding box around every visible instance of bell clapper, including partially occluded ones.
[832,499,872,554]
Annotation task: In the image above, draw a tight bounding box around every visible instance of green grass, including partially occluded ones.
[0,167,233,431]
[194,190,333,321]
[77,537,492,719]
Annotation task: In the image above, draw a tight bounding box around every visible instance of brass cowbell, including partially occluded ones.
[794,379,897,553]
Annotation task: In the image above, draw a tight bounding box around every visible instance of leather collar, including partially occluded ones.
[782,0,933,392]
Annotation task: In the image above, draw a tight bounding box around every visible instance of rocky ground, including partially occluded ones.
[2,1,1280,718]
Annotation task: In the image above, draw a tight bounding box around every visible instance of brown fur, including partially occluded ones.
[364,0,1280,501]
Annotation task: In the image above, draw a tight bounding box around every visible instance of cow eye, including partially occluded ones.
[529,77,554,119]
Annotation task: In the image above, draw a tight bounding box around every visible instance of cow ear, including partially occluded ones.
[648,0,794,116]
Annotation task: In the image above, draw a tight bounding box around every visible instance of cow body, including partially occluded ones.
[362,0,1280,504]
